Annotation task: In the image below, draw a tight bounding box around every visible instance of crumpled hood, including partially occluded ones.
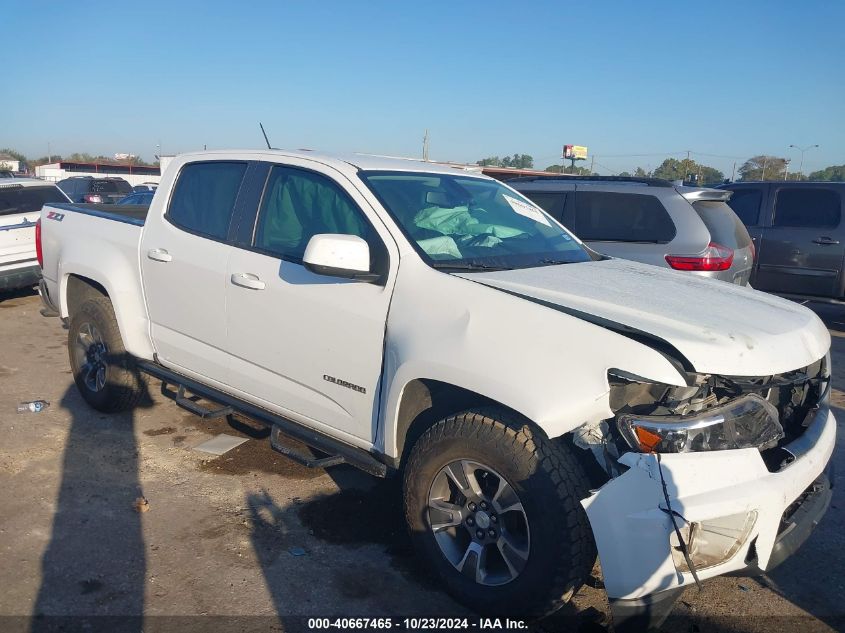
[457,259,830,377]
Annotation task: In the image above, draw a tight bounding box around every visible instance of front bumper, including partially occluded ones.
[582,403,836,602]
[0,264,40,291]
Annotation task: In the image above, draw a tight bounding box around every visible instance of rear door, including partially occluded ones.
[755,185,844,297]
[140,160,249,385]
[721,184,768,283]
[0,184,68,269]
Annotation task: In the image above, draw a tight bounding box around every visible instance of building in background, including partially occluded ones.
[0,154,22,173]
[35,161,160,186]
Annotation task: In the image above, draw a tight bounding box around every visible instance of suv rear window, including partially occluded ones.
[91,179,132,194]
[692,200,751,249]
[167,161,247,240]
[774,188,841,228]
[0,185,67,216]
[725,188,763,226]
[573,191,675,243]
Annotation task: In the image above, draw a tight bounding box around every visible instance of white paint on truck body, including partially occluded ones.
[37,149,836,605]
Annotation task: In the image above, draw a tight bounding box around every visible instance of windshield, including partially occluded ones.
[360,171,590,270]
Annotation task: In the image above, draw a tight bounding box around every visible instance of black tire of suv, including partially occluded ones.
[68,296,145,412]
[403,408,596,618]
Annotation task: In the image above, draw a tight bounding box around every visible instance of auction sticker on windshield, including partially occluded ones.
[503,194,551,227]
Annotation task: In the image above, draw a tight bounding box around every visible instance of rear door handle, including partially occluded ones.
[147,248,172,262]
[230,273,266,290]
[812,237,840,245]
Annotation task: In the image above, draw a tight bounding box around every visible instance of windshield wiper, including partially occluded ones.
[431,262,513,272]
[539,258,573,266]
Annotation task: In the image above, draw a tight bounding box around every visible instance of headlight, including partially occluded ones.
[618,393,783,453]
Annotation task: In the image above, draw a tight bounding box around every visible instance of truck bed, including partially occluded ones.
[50,203,149,226]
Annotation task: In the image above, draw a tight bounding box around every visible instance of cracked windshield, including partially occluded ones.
[360,172,591,270]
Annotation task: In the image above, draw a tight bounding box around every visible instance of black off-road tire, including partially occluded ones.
[68,296,145,412]
[403,408,596,618]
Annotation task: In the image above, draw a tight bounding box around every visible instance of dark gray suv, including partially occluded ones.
[719,181,845,301]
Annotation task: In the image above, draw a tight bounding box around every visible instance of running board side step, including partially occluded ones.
[167,384,234,419]
[137,360,388,478]
[270,427,346,468]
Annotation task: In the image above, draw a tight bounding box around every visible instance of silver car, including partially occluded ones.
[510,176,754,285]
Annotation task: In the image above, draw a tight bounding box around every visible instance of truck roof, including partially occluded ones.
[0,178,61,189]
[176,149,482,177]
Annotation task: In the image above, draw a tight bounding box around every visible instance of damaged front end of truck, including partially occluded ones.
[574,355,835,629]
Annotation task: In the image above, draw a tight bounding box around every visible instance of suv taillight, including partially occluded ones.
[84,194,103,203]
[665,241,734,272]
[35,218,43,268]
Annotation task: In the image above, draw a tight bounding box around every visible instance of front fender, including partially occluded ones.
[380,265,686,458]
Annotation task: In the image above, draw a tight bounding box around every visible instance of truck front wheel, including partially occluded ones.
[68,296,145,412]
[403,408,595,618]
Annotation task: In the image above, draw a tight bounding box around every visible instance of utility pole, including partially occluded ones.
[761,157,768,181]
[784,159,790,181]
[589,155,595,175]
[47,142,51,163]
[422,129,430,161]
[731,162,736,182]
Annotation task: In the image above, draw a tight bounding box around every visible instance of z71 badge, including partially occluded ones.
[46,211,65,221]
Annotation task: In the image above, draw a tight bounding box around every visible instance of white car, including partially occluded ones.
[37,150,835,627]
[0,179,69,292]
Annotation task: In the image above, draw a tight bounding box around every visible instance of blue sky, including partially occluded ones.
[4,0,843,176]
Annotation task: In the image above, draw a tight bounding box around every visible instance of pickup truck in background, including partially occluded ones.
[720,181,845,302]
[0,179,69,291]
[37,150,836,628]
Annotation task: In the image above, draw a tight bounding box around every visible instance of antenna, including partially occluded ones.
[259,122,272,149]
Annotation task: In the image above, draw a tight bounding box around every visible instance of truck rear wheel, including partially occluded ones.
[403,408,595,618]
[68,296,145,412]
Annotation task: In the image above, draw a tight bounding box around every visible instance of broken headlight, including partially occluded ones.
[618,393,784,453]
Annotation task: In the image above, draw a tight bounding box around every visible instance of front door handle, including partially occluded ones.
[147,248,172,262]
[230,273,266,290]
[812,236,840,246]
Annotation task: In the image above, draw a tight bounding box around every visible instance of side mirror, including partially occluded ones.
[302,234,380,282]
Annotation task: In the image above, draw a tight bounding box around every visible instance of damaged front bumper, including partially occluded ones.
[581,399,836,620]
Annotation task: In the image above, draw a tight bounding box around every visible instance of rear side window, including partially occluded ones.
[167,162,247,240]
[774,188,841,228]
[573,191,675,243]
[92,179,132,194]
[254,165,373,262]
[522,192,566,221]
[0,186,68,216]
[692,201,751,249]
[725,188,763,226]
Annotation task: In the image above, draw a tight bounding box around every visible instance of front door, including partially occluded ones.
[224,161,396,443]
[755,186,844,298]
[140,160,248,385]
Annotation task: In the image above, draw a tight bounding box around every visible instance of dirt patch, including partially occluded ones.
[0,366,14,377]
[143,426,176,436]
[200,437,325,479]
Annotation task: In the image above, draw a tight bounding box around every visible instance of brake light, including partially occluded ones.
[35,218,43,268]
[665,241,734,272]
[84,194,103,203]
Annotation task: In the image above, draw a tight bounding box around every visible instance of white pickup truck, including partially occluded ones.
[0,179,69,292]
[37,150,835,627]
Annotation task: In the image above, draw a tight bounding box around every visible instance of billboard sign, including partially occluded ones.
[563,145,588,160]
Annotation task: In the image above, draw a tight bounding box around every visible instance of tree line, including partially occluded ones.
[476,152,844,184]
[0,148,158,170]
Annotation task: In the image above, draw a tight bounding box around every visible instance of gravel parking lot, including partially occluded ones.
[0,288,842,633]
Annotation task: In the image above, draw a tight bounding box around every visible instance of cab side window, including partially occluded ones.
[167,161,247,240]
[774,188,841,228]
[253,165,377,264]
